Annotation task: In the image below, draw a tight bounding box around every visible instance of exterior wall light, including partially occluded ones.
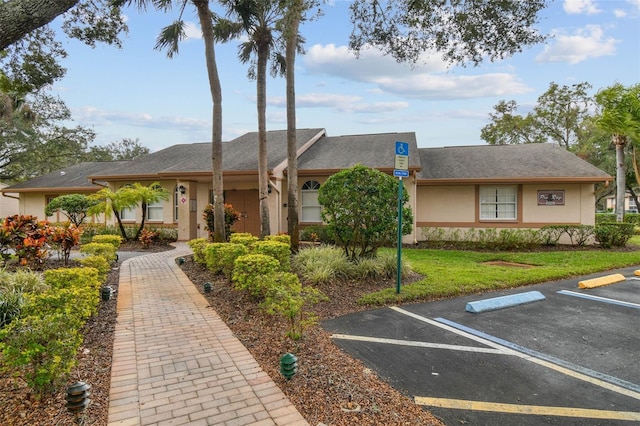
[178,185,186,194]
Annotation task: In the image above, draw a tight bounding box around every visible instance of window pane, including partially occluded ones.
[302,206,322,222]
[479,186,516,220]
[302,191,318,205]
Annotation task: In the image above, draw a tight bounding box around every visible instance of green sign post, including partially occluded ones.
[394,141,409,294]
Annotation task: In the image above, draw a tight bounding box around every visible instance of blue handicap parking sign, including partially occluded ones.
[395,141,408,156]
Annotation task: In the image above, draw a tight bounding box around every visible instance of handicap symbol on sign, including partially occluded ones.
[395,141,408,156]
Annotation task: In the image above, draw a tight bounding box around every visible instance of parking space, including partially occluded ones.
[323,267,640,425]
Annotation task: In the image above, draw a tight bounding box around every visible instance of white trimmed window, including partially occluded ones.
[146,200,163,221]
[479,186,517,220]
[301,180,322,222]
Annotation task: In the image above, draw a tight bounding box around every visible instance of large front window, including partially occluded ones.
[479,186,517,220]
[301,180,322,222]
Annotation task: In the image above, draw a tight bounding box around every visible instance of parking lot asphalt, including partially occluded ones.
[322,266,640,425]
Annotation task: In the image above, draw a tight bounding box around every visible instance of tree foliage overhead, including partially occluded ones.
[0,0,127,51]
[481,82,593,149]
[348,0,548,65]
[318,164,413,260]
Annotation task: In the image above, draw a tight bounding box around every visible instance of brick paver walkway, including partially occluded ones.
[107,243,308,426]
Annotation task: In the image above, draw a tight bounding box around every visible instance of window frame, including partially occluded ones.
[479,185,518,221]
[301,180,322,223]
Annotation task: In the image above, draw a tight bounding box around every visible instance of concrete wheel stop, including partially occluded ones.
[465,291,546,313]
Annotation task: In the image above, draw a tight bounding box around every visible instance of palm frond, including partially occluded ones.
[154,20,187,58]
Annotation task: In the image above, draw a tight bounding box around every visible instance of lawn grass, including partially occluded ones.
[360,246,640,305]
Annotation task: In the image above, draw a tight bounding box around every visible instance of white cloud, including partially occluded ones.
[535,25,617,64]
[302,44,530,100]
[74,106,209,130]
[183,21,202,40]
[563,0,601,14]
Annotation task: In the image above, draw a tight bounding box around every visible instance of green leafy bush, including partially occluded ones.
[299,225,335,244]
[187,238,209,264]
[229,233,259,247]
[92,234,123,248]
[260,272,326,340]
[0,312,83,393]
[218,244,249,278]
[540,225,565,245]
[203,242,230,274]
[232,254,280,297]
[596,213,616,224]
[77,255,111,281]
[594,223,635,248]
[264,234,291,246]
[80,242,117,263]
[251,240,291,271]
[318,164,413,259]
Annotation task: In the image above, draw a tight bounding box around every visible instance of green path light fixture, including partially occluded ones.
[203,282,212,293]
[280,353,298,380]
[66,381,91,425]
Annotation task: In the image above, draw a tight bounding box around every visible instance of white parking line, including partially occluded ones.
[330,333,506,354]
[391,307,640,401]
[558,290,640,309]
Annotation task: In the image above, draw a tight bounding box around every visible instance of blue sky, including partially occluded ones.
[53,0,640,152]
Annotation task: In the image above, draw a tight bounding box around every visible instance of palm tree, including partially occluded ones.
[113,0,226,242]
[595,83,640,222]
[216,0,284,238]
[129,182,170,240]
[87,186,138,240]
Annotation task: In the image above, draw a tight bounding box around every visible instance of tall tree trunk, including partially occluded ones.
[0,0,79,50]
[194,0,225,242]
[614,135,626,222]
[257,42,270,238]
[285,1,302,252]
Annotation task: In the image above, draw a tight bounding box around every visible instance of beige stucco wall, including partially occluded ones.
[415,182,597,242]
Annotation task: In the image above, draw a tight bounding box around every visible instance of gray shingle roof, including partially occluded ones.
[417,143,611,182]
[89,128,326,178]
[297,132,420,172]
[2,161,130,192]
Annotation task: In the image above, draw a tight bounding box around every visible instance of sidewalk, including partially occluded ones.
[107,243,309,426]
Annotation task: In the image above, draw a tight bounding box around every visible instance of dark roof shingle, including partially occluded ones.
[417,143,611,182]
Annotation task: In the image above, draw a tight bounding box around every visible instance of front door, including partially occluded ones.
[225,190,260,236]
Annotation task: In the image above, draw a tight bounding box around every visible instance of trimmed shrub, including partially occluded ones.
[78,255,111,281]
[594,223,634,248]
[251,240,291,271]
[80,242,117,263]
[264,234,291,246]
[230,233,259,247]
[203,242,229,274]
[187,238,209,264]
[540,225,565,245]
[596,213,616,224]
[218,244,249,278]
[232,254,280,297]
[0,312,83,393]
[43,267,101,292]
[92,234,122,249]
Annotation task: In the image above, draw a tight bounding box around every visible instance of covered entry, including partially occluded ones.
[225,189,260,236]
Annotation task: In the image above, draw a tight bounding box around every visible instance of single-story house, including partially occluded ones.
[1,129,612,243]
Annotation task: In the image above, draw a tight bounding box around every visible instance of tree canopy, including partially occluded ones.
[348,0,548,65]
